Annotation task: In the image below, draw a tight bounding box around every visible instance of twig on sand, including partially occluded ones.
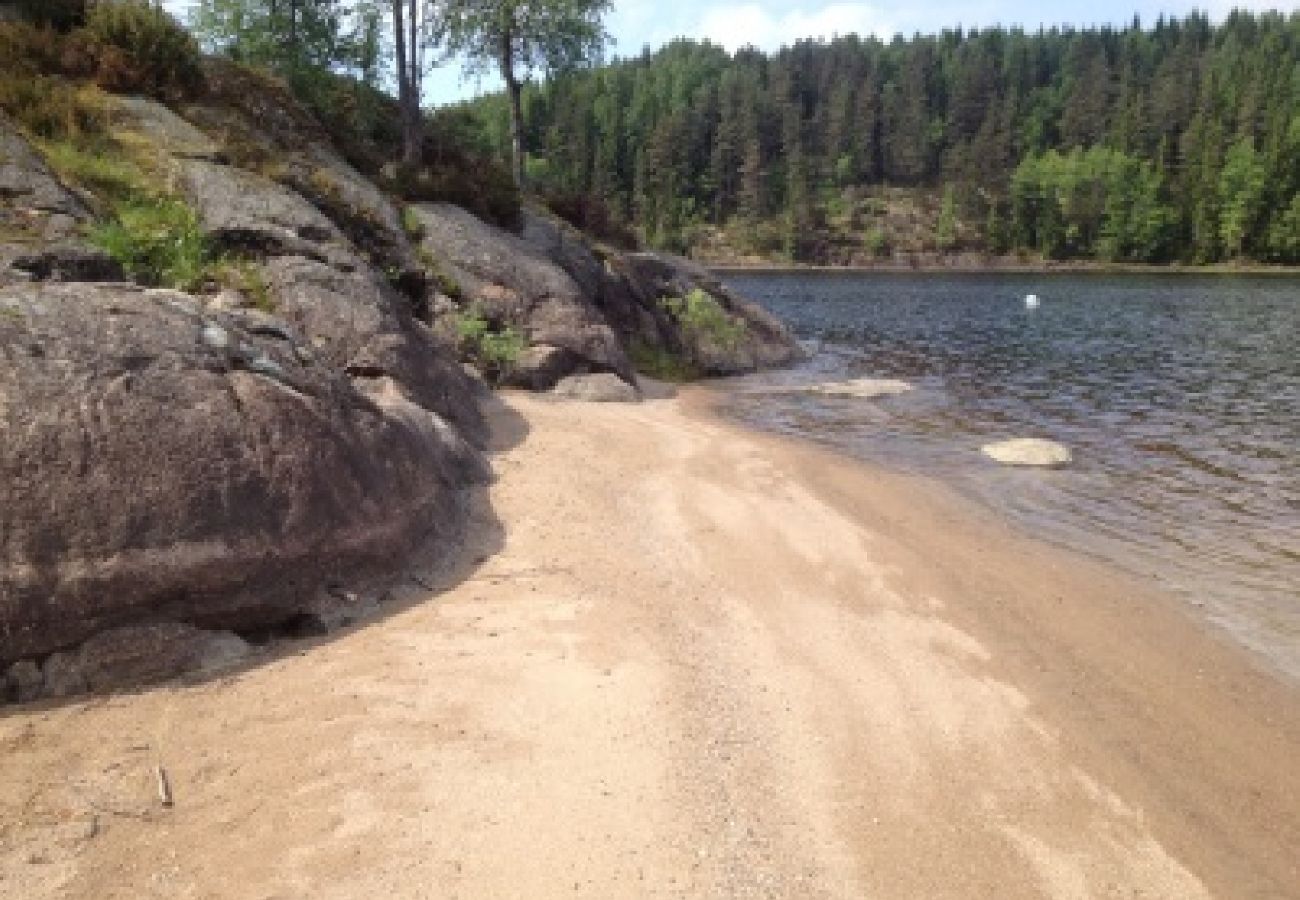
[155,766,173,808]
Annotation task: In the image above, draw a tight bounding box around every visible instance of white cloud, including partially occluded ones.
[695,2,895,52]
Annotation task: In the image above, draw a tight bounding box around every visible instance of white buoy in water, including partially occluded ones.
[1024,293,1040,309]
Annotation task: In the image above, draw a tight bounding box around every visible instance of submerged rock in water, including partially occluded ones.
[753,377,913,399]
[982,438,1072,467]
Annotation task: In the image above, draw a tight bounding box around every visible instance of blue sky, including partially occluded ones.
[164,1,1294,104]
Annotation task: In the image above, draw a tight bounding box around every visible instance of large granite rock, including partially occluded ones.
[548,372,641,403]
[260,256,487,445]
[411,202,632,389]
[0,282,487,671]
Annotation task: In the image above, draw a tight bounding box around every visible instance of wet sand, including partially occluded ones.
[1,390,1297,898]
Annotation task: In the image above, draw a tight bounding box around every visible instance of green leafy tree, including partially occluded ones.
[444,0,610,187]
[1217,137,1268,259]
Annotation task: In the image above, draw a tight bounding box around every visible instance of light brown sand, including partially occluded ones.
[1,390,1297,899]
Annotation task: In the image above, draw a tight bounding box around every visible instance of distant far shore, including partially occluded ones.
[704,258,1300,276]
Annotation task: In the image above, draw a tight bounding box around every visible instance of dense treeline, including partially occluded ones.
[467,12,1300,264]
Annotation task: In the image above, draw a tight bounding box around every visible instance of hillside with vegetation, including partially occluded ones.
[467,13,1300,266]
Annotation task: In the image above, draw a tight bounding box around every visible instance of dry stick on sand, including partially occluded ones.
[155,766,172,808]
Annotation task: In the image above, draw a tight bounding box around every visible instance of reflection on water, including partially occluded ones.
[720,272,1300,680]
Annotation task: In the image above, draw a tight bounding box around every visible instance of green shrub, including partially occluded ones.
[82,0,203,98]
[209,257,273,311]
[0,74,108,141]
[865,227,889,257]
[418,247,462,300]
[37,136,151,205]
[629,340,698,382]
[661,288,746,352]
[91,198,212,289]
[455,306,526,379]
[401,205,425,240]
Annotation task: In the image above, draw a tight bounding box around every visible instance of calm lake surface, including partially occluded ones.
[719,271,1300,680]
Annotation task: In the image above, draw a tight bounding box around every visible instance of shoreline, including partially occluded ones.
[1,390,1296,897]
[705,260,1300,276]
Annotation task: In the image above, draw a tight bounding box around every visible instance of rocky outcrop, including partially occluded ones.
[0,282,486,677]
[412,202,632,389]
[178,157,361,269]
[0,77,802,703]
[519,207,803,376]
[619,252,803,375]
[181,59,424,293]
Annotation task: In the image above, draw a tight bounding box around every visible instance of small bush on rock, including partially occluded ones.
[209,258,273,311]
[629,340,698,382]
[661,288,746,351]
[91,199,212,290]
[455,307,526,380]
[0,74,108,140]
[37,135,150,206]
[82,0,203,98]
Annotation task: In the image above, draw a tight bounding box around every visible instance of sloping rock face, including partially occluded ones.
[181,58,424,294]
[0,115,122,285]
[411,202,633,389]
[0,282,483,670]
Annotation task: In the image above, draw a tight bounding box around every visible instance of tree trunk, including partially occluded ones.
[392,0,421,165]
[501,33,524,188]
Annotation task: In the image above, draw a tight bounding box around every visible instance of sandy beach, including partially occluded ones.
[1,389,1297,899]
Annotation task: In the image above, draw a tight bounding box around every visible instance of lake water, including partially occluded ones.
[718,271,1300,680]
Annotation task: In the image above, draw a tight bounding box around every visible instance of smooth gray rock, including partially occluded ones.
[178,158,359,269]
[262,256,487,446]
[5,659,43,703]
[41,623,249,697]
[0,115,121,284]
[181,63,424,290]
[549,372,641,403]
[0,281,486,668]
[110,95,225,162]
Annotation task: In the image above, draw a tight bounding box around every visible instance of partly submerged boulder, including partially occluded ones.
[0,281,486,671]
[981,438,1073,467]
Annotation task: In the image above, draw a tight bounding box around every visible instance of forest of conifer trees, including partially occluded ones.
[468,12,1300,265]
